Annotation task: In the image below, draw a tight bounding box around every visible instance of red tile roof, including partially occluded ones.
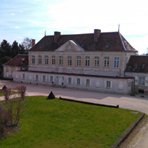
[125,55,148,73]
[4,54,28,67]
[30,31,137,52]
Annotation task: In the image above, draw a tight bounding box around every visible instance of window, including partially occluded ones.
[22,73,25,80]
[36,75,38,81]
[76,56,81,66]
[31,56,35,64]
[114,57,120,68]
[86,79,90,87]
[104,57,109,67]
[94,56,99,67]
[68,77,72,85]
[67,56,72,66]
[77,78,80,86]
[45,56,49,64]
[106,81,111,89]
[38,55,42,64]
[126,57,129,64]
[59,56,63,65]
[50,76,53,82]
[139,77,145,85]
[43,75,46,82]
[52,56,55,65]
[85,56,90,66]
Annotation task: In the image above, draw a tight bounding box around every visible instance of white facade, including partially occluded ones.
[13,71,133,94]
[3,65,19,79]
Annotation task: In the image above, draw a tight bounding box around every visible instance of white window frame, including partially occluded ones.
[36,75,38,81]
[86,79,90,87]
[52,56,55,65]
[138,76,145,85]
[59,56,63,65]
[76,56,81,67]
[77,78,81,86]
[114,57,120,68]
[85,56,90,67]
[32,55,35,64]
[94,56,99,67]
[43,75,46,82]
[22,73,25,80]
[45,55,49,64]
[105,80,112,89]
[68,77,72,85]
[38,55,42,64]
[104,57,109,67]
[50,76,53,82]
[67,56,72,66]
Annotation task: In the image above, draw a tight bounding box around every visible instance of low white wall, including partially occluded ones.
[13,71,133,95]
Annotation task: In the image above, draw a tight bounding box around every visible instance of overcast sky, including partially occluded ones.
[0,0,148,54]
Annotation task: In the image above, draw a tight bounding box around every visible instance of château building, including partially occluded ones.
[4,29,138,94]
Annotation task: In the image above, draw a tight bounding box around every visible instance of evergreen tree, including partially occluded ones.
[0,40,11,57]
[11,41,19,57]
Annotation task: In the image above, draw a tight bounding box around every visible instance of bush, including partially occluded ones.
[0,85,26,137]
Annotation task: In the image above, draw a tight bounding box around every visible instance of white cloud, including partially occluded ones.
[0,0,148,54]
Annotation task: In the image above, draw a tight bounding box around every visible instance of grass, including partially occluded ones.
[0,91,3,96]
[0,96,141,148]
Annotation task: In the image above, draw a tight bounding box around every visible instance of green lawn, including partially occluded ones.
[0,96,141,148]
[0,92,3,96]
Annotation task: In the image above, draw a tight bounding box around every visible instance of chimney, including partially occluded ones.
[54,31,61,43]
[94,29,101,42]
[32,39,36,47]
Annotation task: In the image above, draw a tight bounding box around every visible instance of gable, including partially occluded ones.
[55,40,85,52]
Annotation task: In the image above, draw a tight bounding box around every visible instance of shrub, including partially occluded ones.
[0,85,26,137]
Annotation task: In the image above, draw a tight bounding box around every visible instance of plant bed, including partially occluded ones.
[0,96,142,148]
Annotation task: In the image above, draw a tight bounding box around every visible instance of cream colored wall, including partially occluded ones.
[3,65,19,78]
[29,51,136,76]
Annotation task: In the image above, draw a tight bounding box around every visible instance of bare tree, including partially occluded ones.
[21,37,32,50]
